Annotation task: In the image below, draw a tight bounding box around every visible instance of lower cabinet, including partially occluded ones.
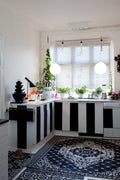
[104,107,120,137]
[9,102,54,149]
[78,102,103,136]
[54,102,62,130]
[54,101,103,136]
[54,102,78,131]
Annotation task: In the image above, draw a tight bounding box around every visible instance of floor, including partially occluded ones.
[8,136,120,180]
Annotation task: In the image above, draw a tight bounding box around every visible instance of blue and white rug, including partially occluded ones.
[9,136,120,180]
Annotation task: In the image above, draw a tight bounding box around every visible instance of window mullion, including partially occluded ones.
[71,47,74,89]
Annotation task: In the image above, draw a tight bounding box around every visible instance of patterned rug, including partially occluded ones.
[8,151,32,180]
[9,136,120,180]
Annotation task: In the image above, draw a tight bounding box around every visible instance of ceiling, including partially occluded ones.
[1,0,120,31]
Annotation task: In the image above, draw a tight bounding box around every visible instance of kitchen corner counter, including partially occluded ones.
[8,98,55,108]
[0,119,9,125]
[8,98,120,108]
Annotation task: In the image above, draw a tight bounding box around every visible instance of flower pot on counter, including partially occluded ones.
[111,94,118,100]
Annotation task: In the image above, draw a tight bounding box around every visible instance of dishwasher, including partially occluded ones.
[104,103,120,137]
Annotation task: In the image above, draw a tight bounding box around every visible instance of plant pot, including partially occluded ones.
[111,94,118,100]
[44,87,52,91]
[78,94,83,99]
[60,93,66,98]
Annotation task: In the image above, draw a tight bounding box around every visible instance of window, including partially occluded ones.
[55,43,111,90]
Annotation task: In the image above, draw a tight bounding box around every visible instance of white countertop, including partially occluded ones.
[55,98,120,103]
[8,98,120,108]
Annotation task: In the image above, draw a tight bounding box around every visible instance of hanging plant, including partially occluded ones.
[42,49,55,87]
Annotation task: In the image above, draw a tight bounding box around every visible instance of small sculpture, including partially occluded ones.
[13,81,26,103]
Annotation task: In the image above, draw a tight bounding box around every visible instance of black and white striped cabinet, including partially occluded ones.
[104,103,120,137]
[78,102,103,136]
[54,102,103,136]
[8,102,54,150]
[54,102,78,131]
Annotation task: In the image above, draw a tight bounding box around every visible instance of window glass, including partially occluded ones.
[74,47,89,63]
[56,47,71,64]
[93,46,110,64]
[55,44,111,89]
[56,65,72,88]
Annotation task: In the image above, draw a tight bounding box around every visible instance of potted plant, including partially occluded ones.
[91,91,95,98]
[96,87,102,95]
[35,81,44,93]
[107,81,113,97]
[42,49,56,89]
[95,87,102,98]
[57,88,70,98]
[75,86,88,98]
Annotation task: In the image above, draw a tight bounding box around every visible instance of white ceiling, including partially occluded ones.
[1,0,120,31]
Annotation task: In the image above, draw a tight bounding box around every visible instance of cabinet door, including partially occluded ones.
[50,103,53,132]
[86,103,95,136]
[44,104,47,137]
[47,103,50,136]
[78,103,86,133]
[40,105,44,140]
[113,109,120,128]
[54,102,62,130]
[37,107,41,143]
[95,103,103,134]
[70,103,78,131]
[62,102,70,131]
[103,109,113,128]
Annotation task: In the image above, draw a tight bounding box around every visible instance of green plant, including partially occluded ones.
[75,88,84,94]
[95,87,102,95]
[57,88,70,94]
[75,86,88,95]
[92,91,95,96]
[108,80,113,96]
[36,81,44,90]
[81,86,88,93]
[42,49,55,86]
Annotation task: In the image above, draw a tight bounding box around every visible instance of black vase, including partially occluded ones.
[13,81,26,103]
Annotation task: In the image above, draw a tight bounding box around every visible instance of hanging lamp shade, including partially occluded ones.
[94,61,107,74]
[50,63,61,75]
[94,38,107,74]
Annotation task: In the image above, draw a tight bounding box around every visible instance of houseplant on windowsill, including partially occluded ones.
[95,87,102,99]
[107,81,113,99]
[75,86,88,98]
[57,88,70,98]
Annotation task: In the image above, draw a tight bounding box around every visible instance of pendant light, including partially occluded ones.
[80,41,83,54]
[50,41,62,75]
[50,63,61,75]
[94,38,107,74]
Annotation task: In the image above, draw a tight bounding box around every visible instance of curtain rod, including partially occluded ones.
[56,37,110,43]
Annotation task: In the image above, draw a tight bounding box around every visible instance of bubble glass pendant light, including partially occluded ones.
[50,41,62,75]
[94,38,107,74]
[50,62,61,75]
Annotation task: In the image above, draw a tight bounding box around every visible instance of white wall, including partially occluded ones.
[40,29,120,91]
[0,7,40,112]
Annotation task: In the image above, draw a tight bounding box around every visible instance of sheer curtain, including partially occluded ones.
[55,41,111,90]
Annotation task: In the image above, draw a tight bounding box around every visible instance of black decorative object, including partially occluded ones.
[114,54,120,72]
[13,81,26,103]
